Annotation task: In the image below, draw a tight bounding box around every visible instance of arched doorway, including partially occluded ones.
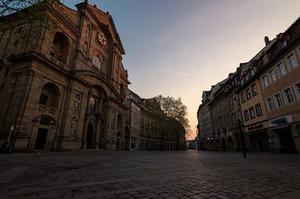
[227,136,234,151]
[86,124,94,149]
[84,86,109,149]
[35,128,48,150]
[221,138,227,151]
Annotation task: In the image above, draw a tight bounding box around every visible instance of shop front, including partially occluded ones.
[245,121,269,152]
[267,115,297,154]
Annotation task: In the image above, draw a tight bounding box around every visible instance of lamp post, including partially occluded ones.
[238,119,246,158]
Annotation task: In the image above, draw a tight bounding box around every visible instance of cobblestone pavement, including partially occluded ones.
[1,151,300,199]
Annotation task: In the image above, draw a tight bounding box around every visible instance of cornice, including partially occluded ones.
[8,52,125,106]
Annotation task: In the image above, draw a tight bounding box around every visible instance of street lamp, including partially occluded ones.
[238,119,246,158]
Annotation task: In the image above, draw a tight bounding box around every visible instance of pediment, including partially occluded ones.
[79,4,125,55]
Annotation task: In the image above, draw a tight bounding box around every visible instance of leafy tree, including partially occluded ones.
[154,95,190,135]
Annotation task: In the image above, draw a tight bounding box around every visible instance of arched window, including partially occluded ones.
[93,56,102,70]
[50,32,70,64]
[89,96,96,112]
[39,83,60,108]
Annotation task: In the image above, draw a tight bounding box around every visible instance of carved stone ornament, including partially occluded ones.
[97,32,107,46]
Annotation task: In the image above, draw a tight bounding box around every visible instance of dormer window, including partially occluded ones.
[250,68,254,76]
[281,40,287,48]
[262,54,269,64]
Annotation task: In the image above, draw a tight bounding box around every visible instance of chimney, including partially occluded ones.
[264,36,270,46]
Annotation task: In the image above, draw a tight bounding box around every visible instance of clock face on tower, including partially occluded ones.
[97,32,107,46]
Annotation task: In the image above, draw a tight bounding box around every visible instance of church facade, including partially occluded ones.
[0,0,130,152]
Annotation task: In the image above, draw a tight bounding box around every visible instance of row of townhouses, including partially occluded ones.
[0,0,186,152]
[197,17,300,154]
[125,90,186,151]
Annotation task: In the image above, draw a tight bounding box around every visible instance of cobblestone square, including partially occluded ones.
[1,151,300,199]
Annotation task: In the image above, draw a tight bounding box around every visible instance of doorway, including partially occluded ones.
[34,128,48,150]
[116,137,120,150]
[86,124,94,149]
[221,138,227,150]
[275,127,297,153]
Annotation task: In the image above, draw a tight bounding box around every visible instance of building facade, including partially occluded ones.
[198,75,243,152]
[259,27,300,153]
[198,17,300,154]
[197,91,212,150]
[0,1,130,152]
[126,92,186,151]
[125,89,143,151]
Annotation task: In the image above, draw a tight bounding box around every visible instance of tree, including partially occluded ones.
[0,0,58,41]
[154,95,191,135]
[0,0,59,29]
[0,0,44,17]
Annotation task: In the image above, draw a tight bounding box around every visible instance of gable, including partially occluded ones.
[80,4,125,55]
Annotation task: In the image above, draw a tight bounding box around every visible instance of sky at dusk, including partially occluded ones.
[65,0,300,139]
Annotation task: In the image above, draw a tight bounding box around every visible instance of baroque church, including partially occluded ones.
[0,0,130,151]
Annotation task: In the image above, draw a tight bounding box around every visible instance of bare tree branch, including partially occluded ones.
[0,0,45,17]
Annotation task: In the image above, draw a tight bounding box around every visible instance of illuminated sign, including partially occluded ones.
[269,115,293,127]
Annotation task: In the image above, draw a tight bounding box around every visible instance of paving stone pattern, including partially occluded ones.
[0,151,300,199]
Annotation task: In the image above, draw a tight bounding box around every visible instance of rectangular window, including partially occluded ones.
[262,75,269,88]
[246,89,251,100]
[268,68,277,84]
[241,92,246,103]
[251,84,258,96]
[283,87,295,104]
[249,107,255,119]
[277,62,287,78]
[274,92,284,109]
[266,97,275,112]
[294,82,300,101]
[255,104,263,117]
[286,53,298,70]
[243,110,249,121]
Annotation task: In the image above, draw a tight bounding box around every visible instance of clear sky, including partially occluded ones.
[65,0,300,139]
